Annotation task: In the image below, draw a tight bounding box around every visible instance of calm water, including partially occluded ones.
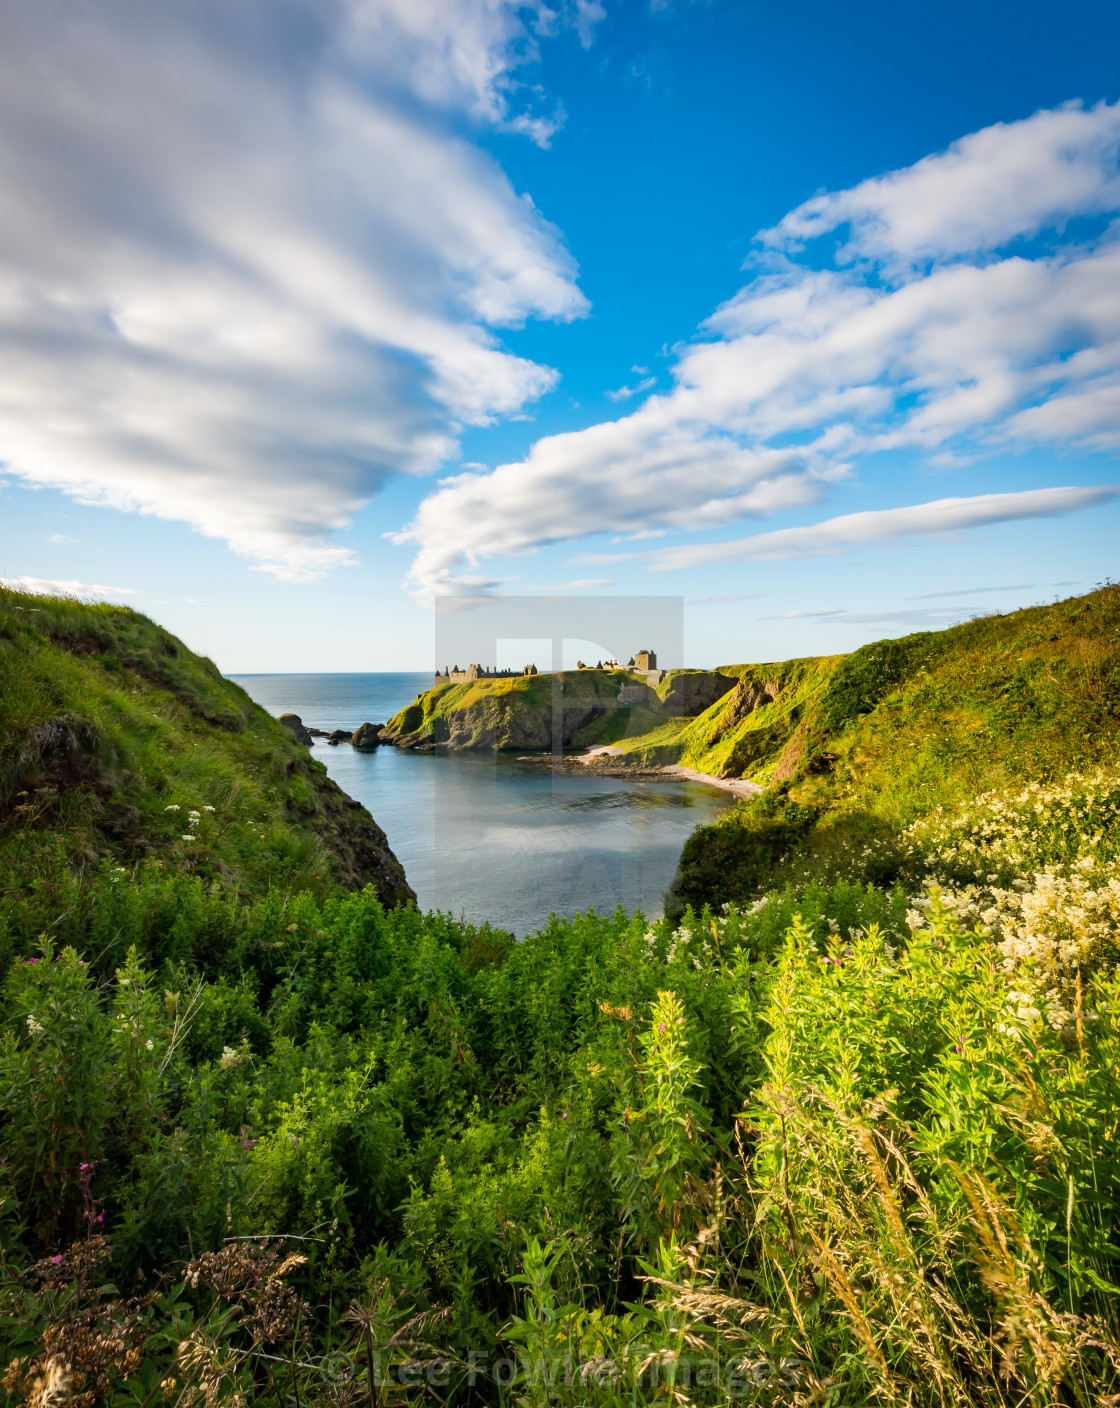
[229,673,733,934]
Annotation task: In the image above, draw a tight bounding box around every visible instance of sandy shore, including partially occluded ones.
[574,745,762,800]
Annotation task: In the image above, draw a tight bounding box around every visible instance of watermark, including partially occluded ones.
[315,1347,804,1396]
[433,593,686,756]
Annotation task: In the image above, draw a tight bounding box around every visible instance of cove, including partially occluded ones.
[230,672,735,933]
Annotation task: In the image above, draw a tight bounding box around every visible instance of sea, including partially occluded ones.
[229,673,735,935]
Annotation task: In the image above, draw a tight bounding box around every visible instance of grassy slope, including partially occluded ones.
[0,587,414,914]
[668,585,1120,913]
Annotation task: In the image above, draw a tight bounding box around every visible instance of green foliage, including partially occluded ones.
[3,587,1120,1407]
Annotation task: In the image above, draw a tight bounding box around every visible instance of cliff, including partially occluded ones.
[0,587,414,909]
[381,668,736,751]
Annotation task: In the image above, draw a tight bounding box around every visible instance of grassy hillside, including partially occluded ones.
[0,586,414,929]
[667,584,1120,912]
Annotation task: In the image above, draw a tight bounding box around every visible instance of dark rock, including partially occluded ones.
[277,713,314,746]
[327,729,353,745]
[351,721,384,750]
[658,671,737,717]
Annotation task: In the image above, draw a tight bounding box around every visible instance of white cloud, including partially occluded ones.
[397,421,840,596]
[0,0,590,580]
[2,575,135,598]
[403,100,1120,593]
[48,533,76,544]
[647,486,1120,570]
[761,100,1120,267]
[606,376,656,401]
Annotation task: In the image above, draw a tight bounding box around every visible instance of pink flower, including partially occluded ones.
[658,1023,666,1031]
[52,1255,62,1264]
[560,1113,568,1120]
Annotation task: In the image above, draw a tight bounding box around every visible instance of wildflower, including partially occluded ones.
[181,835,195,842]
[219,1045,241,1070]
[203,805,215,812]
[26,1015,44,1035]
[658,1023,666,1031]
[145,1038,154,1051]
[164,804,180,811]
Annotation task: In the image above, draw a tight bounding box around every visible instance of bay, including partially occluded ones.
[229,672,734,935]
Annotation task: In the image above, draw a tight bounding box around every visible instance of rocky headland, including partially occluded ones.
[379,667,737,752]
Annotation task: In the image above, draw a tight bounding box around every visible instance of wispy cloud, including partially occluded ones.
[647,486,1119,571]
[785,606,983,627]
[606,376,656,402]
[47,534,77,544]
[0,0,593,581]
[906,582,1037,599]
[403,100,1120,592]
[689,592,764,605]
[527,577,615,591]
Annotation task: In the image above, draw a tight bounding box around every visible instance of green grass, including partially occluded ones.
[669,584,1120,914]
[0,586,413,920]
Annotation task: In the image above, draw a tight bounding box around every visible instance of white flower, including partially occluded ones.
[203,805,215,812]
[164,804,180,811]
[181,835,195,842]
[219,1045,241,1071]
[26,1014,44,1036]
[145,1038,154,1051]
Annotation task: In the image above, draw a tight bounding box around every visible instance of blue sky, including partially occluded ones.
[1,0,1118,670]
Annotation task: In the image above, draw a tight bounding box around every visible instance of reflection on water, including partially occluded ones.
[230,673,734,934]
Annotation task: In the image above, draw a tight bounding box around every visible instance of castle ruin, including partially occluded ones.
[434,650,662,686]
[435,663,538,683]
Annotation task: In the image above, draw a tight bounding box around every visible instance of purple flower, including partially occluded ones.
[560,1113,568,1120]
[52,1255,62,1264]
